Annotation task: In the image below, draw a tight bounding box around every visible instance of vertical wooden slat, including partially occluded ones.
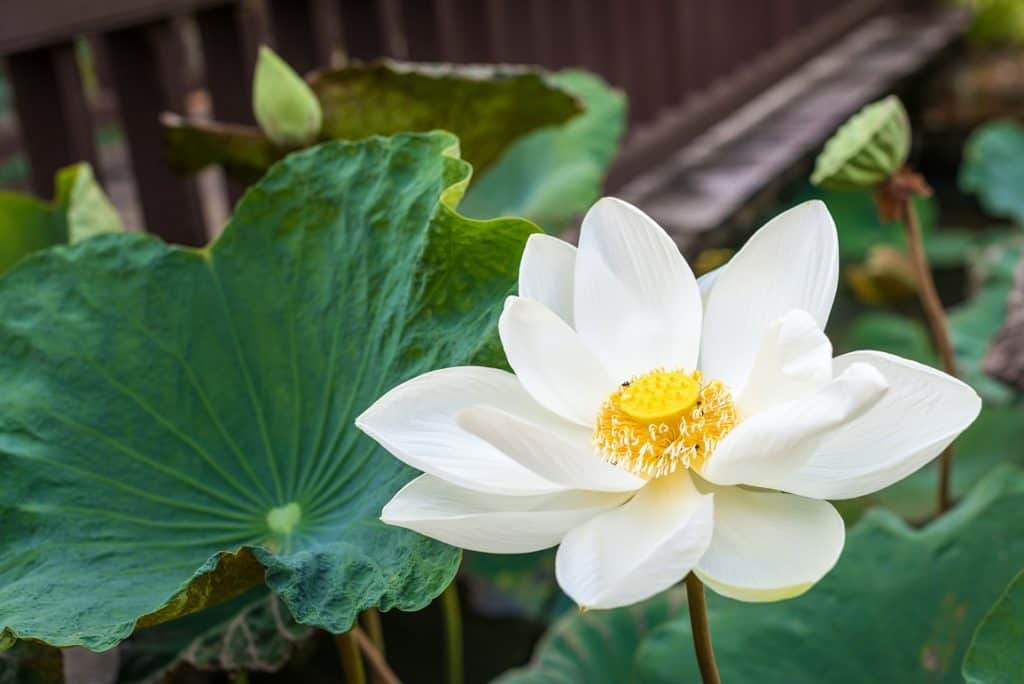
[196,4,252,205]
[569,0,600,73]
[435,0,489,62]
[7,42,99,197]
[336,0,387,61]
[377,0,409,58]
[105,22,206,245]
[402,0,441,61]
[266,0,318,73]
[485,0,535,64]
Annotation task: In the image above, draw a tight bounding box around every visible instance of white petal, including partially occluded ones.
[555,469,714,609]
[738,309,833,416]
[382,474,626,553]
[574,197,702,380]
[458,405,645,492]
[695,485,844,602]
[499,296,616,426]
[700,200,839,392]
[519,233,577,325]
[777,351,982,499]
[356,367,564,495]
[701,362,888,489]
[697,266,722,310]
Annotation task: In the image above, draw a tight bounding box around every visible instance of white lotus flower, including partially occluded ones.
[356,198,980,609]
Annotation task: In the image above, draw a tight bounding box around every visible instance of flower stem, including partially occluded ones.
[441,582,464,684]
[336,629,366,684]
[900,197,959,514]
[353,627,402,684]
[360,608,386,657]
[685,573,721,684]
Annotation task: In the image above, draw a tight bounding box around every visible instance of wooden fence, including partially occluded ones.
[0,0,927,245]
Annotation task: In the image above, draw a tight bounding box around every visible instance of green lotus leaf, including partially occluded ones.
[500,467,1024,683]
[0,163,121,274]
[460,70,626,232]
[0,131,538,650]
[160,114,280,184]
[163,61,582,184]
[495,587,688,684]
[253,46,323,147]
[963,568,1024,683]
[119,586,312,682]
[960,120,1024,225]
[811,95,911,190]
[312,62,580,176]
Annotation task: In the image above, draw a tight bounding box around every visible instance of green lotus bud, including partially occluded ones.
[252,46,322,147]
[811,95,911,190]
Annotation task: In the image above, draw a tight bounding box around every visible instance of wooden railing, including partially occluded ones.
[0,0,924,245]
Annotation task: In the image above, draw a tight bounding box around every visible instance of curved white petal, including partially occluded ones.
[555,469,714,609]
[777,351,982,499]
[382,475,627,553]
[701,200,839,392]
[701,362,888,489]
[499,296,616,426]
[356,366,564,495]
[695,485,844,602]
[519,234,577,326]
[697,266,722,310]
[458,405,646,492]
[738,309,833,416]
[574,197,702,381]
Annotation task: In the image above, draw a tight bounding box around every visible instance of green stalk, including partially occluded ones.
[441,582,464,684]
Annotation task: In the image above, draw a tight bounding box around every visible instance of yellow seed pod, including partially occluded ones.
[811,95,911,190]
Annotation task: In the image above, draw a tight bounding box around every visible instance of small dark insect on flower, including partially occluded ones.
[621,381,631,387]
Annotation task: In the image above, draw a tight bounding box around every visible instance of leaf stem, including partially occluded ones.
[441,581,464,684]
[900,197,959,514]
[336,629,366,684]
[685,573,721,684]
[354,627,402,684]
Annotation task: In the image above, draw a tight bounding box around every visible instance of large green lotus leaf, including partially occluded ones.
[0,132,537,650]
[163,62,582,183]
[460,70,626,232]
[0,163,121,275]
[959,120,1024,224]
[119,586,312,682]
[494,588,688,684]
[963,568,1024,683]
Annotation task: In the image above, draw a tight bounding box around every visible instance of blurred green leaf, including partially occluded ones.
[500,467,1024,683]
[0,163,121,275]
[460,70,626,232]
[253,46,322,147]
[160,115,280,184]
[959,120,1024,224]
[495,588,688,684]
[963,569,1024,683]
[811,95,910,190]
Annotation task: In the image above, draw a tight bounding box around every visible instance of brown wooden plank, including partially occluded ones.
[377,0,409,58]
[484,0,535,64]
[0,0,232,54]
[104,21,207,244]
[336,0,387,61]
[434,0,488,62]
[266,0,319,74]
[7,42,99,197]
[400,0,441,61]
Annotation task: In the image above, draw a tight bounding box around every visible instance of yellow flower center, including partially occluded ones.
[594,369,738,478]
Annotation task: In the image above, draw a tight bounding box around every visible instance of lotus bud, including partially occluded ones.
[811,95,911,190]
[252,46,323,147]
